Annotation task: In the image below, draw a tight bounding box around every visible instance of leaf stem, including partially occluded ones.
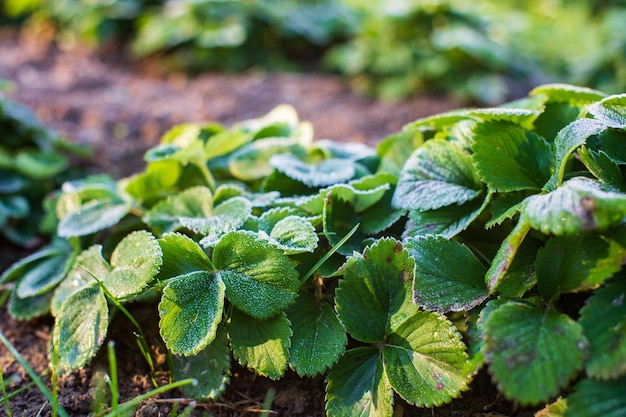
[196,162,217,192]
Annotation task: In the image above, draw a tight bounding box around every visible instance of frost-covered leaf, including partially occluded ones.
[180,196,252,246]
[57,196,130,238]
[579,148,626,192]
[157,233,212,280]
[314,139,377,162]
[14,249,71,299]
[523,177,626,235]
[213,231,299,319]
[529,84,607,104]
[172,324,231,400]
[546,118,607,190]
[587,94,626,128]
[566,376,626,417]
[537,234,625,302]
[486,221,531,294]
[266,215,319,254]
[270,153,355,187]
[392,139,483,211]
[9,291,53,320]
[484,302,587,405]
[578,279,626,379]
[472,121,552,192]
[159,271,225,356]
[488,228,539,298]
[322,174,393,213]
[229,138,304,181]
[403,196,486,239]
[467,107,540,127]
[229,308,291,380]
[335,238,414,343]
[1,240,70,286]
[104,230,163,299]
[323,191,364,256]
[405,236,487,313]
[486,193,527,228]
[384,311,469,407]
[53,285,109,370]
[287,291,347,376]
[325,347,393,417]
[144,186,213,234]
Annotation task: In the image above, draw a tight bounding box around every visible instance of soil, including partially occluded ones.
[0,27,537,417]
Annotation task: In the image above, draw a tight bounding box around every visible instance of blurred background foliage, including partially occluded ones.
[2,0,625,103]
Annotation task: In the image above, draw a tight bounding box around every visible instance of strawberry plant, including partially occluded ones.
[3,85,626,416]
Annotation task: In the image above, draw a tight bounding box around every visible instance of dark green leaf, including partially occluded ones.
[403,196,486,239]
[270,153,355,187]
[15,249,71,299]
[229,138,304,181]
[566,376,626,417]
[392,139,483,211]
[157,233,213,280]
[323,191,363,256]
[159,271,225,356]
[578,278,626,379]
[9,290,53,320]
[335,238,414,343]
[579,148,626,192]
[213,231,299,319]
[484,302,587,405]
[384,311,469,407]
[325,347,393,417]
[14,151,68,179]
[172,324,231,400]
[287,291,347,376]
[143,186,213,235]
[486,221,531,294]
[486,193,527,228]
[53,285,109,370]
[405,236,487,313]
[229,308,291,380]
[376,130,423,177]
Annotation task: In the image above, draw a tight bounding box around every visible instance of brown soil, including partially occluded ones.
[0,28,536,417]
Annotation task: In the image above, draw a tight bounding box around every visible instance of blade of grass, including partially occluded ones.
[113,378,197,416]
[301,223,360,284]
[0,365,14,417]
[260,387,276,417]
[0,330,70,417]
[107,342,119,413]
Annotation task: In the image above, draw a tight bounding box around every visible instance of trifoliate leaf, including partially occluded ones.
[159,271,225,356]
[228,138,304,181]
[144,186,213,234]
[405,236,487,313]
[566,376,626,417]
[9,291,53,320]
[587,94,626,128]
[323,191,364,256]
[266,215,319,254]
[578,279,626,379]
[537,234,625,302]
[287,291,347,376]
[172,324,231,400]
[335,238,414,343]
[229,308,291,380]
[325,347,393,417]
[546,118,607,190]
[157,233,212,280]
[523,177,626,235]
[103,230,162,299]
[384,311,469,407]
[270,153,355,187]
[392,139,483,211]
[213,231,299,319]
[51,244,111,316]
[484,302,588,405]
[403,196,486,239]
[472,121,552,192]
[180,197,251,247]
[57,196,130,238]
[53,285,109,370]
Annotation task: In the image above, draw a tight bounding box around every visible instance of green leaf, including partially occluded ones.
[57,196,130,238]
[529,84,607,104]
[264,215,319,254]
[546,118,607,190]
[384,311,469,407]
[405,236,487,313]
[229,308,291,379]
[14,151,68,179]
[335,238,414,343]
[143,186,213,235]
[180,196,252,247]
[536,398,568,417]
[325,347,393,417]
[587,93,626,128]
[270,153,355,187]
[323,174,393,213]
[566,376,626,417]
[486,193,527,228]
[53,285,109,370]
[580,148,626,192]
[537,234,625,302]
[323,191,364,256]
[523,177,626,235]
[229,138,304,181]
[171,324,231,400]
[403,196,487,239]
[586,129,626,165]
[14,248,71,299]
[392,139,483,211]
[157,233,213,280]
[205,129,252,160]
[158,271,225,356]
[485,221,531,294]
[286,291,347,376]
[125,160,182,201]
[213,230,299,319]
[360,190,405,235]
[103,230,163,299]
[9,291,53,320]
[578,278,626,379]
[376,130,423,177]
[484,302,588,405]
[472,121,552,192]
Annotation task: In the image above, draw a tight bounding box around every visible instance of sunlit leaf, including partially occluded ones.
[157,233,212,280]
[144,186,213,234]
[57,196,130,238]
[270,153,355,187]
